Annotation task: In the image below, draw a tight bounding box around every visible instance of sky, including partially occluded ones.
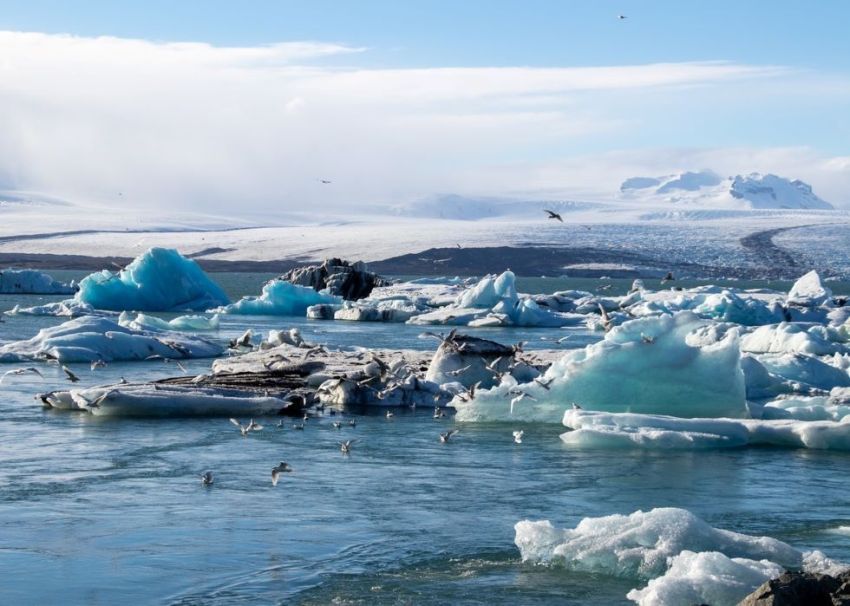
[1,0,849,212]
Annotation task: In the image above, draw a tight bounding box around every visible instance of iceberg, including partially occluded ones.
[454,312,747,422]
[45,383,287,417]
[787,270,833,307]
[0,268,76,294]
[0,316,223,363]
[561,409,850,451]
[217,279,341,316]
[75,248,230,311]
[741,322,848,356]
[514,507,802,577]
[118,311,221,332]
[626,550,784,606]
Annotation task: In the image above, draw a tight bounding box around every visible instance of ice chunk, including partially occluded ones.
[787,270,833,307]
[7,300,99,317]
[742,323,848,356]
[455,312,747,422]
[217,279,341,316]
[0,316,223,363]
[626,550,784,606]
[0,268,76,294]
[514,507,801,577]
[692,291,781,326]
[75,248,230,311]
[561,409,850,451]
[757,353,850,391]
[118,311,221,332]
[47,383,286,417]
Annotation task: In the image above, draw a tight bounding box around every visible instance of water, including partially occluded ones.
[2,274,850,605]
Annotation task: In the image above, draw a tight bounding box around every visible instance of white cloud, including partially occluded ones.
[0,30,846,214]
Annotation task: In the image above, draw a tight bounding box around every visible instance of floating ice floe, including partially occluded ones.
[217,279,341,316]
[75,247,231,311]
[787,270,833,307]
[8,299,100,318]
[561,409,850,450]
[454,312,747,422]
[43,383,287,417]
[0,316,223,363]
[515,507,844,606]
[0,268,76,294]
[409,271,583,327]
[118,311,221,332]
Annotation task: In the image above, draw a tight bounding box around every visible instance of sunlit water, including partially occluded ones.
[1,274,850,605]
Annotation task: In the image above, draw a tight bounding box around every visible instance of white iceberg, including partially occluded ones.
[741,323,848,356]
[0,268,76,294]
[787,270,833,308]
[561,409,850,451]
[0,316,223,363]
[626,550,784,606]
[514,507,801,577]
[74,247,230,311]
[455,312,747,422]
[217,279,341,316]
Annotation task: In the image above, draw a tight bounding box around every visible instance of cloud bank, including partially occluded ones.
[0,30,848,214]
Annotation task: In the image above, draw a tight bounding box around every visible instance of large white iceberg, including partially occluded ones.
[0,268,76,294]
[217,279,341,316]
[75,248,230,311]
[787,270,833,307]
[561,409,850,451]
[455,312,747,422]
[741,322,848,356]
[0,316,223,363]
[514,507,801,577]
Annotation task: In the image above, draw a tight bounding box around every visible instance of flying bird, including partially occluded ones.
[230,418,264,436]
[439,429,459,443]
[319,179,332,184]
[271,462,293,486]
[62,365,80,383]
[618,14,627,20]
[1,367,44,383]
[544,209,563,222]
[90,359,107,371]
[340,439,356,454]
[513,430,524,444]
[510,390,537,415]
[201,471,214,486]
[229,329,253,349]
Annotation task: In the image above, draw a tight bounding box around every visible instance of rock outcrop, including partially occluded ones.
[280,258,390,300]
[738,570,850,605]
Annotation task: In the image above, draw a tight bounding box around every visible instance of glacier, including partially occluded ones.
[74,247,230,311]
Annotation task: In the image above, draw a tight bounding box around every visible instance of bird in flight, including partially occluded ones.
[1,367,44,383]
[271,462,293,486]
[201,471,214,486]
[319,179,332,184]
[544,210,563,223]
[618,14,627,20]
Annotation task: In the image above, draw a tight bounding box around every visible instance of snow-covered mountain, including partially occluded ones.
[619,170,834,210]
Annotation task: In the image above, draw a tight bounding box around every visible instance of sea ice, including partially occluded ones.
[787,270,833,307]
[74,247,230,311]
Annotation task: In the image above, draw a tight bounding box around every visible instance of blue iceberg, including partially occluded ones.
[217,279,341,316]
[74,248,230,312]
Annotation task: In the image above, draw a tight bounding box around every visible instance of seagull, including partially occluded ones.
[348,418,357,428]
[598,303,613,332]
[62,365,80,383]
[661,271,675,283]
[201,471,214,486]
[513,430,524,444]
[556,335,571,344]
[433,406,446,419]
[1,367,44,383]
[90,359,107,371]
[571,402,583,410]
[319,179,332,184]
[510,390,537,415]
[332,421,342,430]
[340,439,356,454]
[544,209,563,223]
[618,14,627,20]
[271,461,293,486]
[230,417,264,436]
[439,429,459,443]
[386,410,395,419]
[533,377,553,390]
[445,365,471,377]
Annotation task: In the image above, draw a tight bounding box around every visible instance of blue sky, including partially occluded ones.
[0,1,849,208]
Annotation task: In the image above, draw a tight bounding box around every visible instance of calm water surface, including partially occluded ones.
[1,273,849,605]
